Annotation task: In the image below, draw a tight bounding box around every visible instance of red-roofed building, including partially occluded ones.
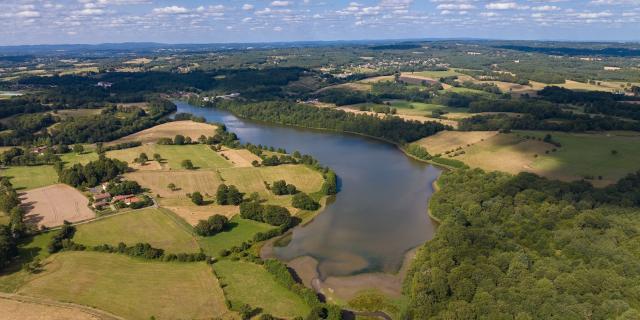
[93,192,112,202]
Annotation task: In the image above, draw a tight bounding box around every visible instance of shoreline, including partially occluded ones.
[191,102,449,303]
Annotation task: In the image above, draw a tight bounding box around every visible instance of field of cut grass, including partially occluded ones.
[214,260,310,318]
[110,120,218,145]
[107,144,231,170]
[388,100,467,116]
[59,151,99,166]
[198,216,275,256]
[220,164,324,199]
[414,131,499,155]
[74,208,200,253]
[125,169,223,198]
[17,251,230,320]
[0,166,57,190]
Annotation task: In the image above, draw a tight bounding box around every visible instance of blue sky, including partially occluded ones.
[1,0,639,45]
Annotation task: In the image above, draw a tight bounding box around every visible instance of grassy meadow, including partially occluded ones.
[17,251,230,320]
[198,216,275,256]
[416,130,640,186]
[107,144,231,170]
[0,166,58,190]
[73,209,200,253]
[214,260,311,319]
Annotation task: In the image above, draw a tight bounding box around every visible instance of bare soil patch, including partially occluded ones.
[20,184,95,228]
[109,121,217,145]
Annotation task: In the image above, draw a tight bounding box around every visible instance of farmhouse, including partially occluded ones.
[112,194,142,205]
[93,192,112,202]
[93,200,110,209]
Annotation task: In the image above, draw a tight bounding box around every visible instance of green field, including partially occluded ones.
[0,166,58,190]
[17,251,230,320]
[0,231,57,292]
[198,216,275,256]
[59,151,99,166]
[522,131,640,185]
[107,144,232,169]
[213,260,310,318]
[220,164,324,200]
[74,209,200,253]
[387,100,466,116]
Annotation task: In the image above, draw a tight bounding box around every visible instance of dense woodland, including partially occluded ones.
[200,100,448,144]
[404,169,640,319]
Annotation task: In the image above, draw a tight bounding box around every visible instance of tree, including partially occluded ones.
[321,170,338,195]
[194,214,228,236]
[167,183,177,191]
[226,185,243,205]
[174,134,186,145]
[136,152,148,164]
[181,159,194,170]
[72,144,84,154]
[240,201,264,221]
[262,205,291,226]
[0,225,17,269]
[292,193,320,211]
[216,184,229,205]
[191,191,204,205]
[153,153,162,162]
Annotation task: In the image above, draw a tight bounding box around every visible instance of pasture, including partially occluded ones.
[220,164,325,199]
[108,120,218,145]
[20,184,95,228]
[18,251,230,320]
[0,166,57,190]
[60,151,99,166]
[414,130,499,155]
[218,148,262,167]
[125,170,223,198]
[522,131,640,185]
[213,260,311,319]
[73,209,200,253]
[417,131,640,186]
[108,144,231,170]
[198,216,274,256]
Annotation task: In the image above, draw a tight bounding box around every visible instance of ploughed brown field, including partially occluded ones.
[20,184,95,228]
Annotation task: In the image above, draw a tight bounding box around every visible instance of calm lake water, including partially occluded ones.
[177,101,440,278]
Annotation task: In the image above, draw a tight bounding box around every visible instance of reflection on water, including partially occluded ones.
[176,101,441,278]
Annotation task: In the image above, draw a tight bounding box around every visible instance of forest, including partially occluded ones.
[205,99,448,144]
[404,169,640,319]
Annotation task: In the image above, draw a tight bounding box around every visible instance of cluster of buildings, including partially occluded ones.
[90,185,141,209]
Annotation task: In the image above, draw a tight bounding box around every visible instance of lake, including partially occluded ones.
[176,101,440,279]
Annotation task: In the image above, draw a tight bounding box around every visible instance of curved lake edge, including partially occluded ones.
[175,102,445,302]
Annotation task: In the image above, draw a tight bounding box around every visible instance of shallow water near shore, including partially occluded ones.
[176,101,441,279]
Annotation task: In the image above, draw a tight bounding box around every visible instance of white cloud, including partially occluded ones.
[242,4,254,10]
[152,6,188,15]
[271,1,291,7]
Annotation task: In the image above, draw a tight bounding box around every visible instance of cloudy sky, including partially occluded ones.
[1,0,639,45]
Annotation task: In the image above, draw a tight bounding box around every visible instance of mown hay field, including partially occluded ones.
[17,251,230,320]
[109,120,218,145]
[107,144,231,170]
[73,209,200,254]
